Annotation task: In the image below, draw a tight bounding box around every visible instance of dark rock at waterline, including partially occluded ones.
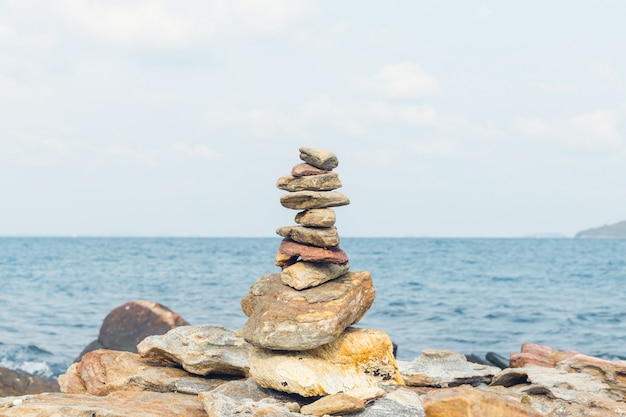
[0,367,59,397]
[75,300,189,362]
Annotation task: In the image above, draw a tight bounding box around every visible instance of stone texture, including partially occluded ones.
[0,391,207,417]
[557,353,626,398]
[353,387,425,417]
[276,225,339,247]
[137,324,250,377]
[280,191,350,210]
[291,163,329,177]
[76,300,189,361]
[299,147,339,170]
[248,327,403,397]
[295,208,336,227]
[281,261,350,290]
[398,349,500,388]
[0,367,59,397]
[423,387,543,417]
[58,349,224,396]
[277,172,342,192]
[300,392,365,416]
[241,272,375,350]
[276,238,348,264]
[509,342,578,368]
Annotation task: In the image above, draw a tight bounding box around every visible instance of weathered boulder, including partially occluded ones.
[353,387,425,417]
[248,327,403,397]
[277,172,342,192]
[76,300,189,361]
[280,191,350,210]
[509,342,578,368]
[0,391,207,417]
[299,147,339,170]
[241,272,375,350]
[291,163,329,177]
[398,349,500,388]
[281,261,350,290]
[137,325,250,377]
[423,387,543,417]
[557,353,626,398]
[300,392,366,416]
[275,238,348,265]
[58,349,224,396]
[276,225,339,247]
[295,208,336,227]
[0,367,59,397]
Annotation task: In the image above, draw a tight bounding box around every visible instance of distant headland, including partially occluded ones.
[575,220,626,238]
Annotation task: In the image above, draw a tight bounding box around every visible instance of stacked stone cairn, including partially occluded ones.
[240,147,404,397]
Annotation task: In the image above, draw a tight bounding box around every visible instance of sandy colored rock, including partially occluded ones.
[276,225,339,247]
[281,261,349,290]
[300,392,365,416]
[359,387,425,417]
[398,349,500,388]
[137,324,250,377]
[295,208,336,227]
[291,163,329,177]
[557,353,626,398]
[277,172,342,192]
[0,391,207,417]
[280,191,350,210]
[249,327,403,397]
[276,239,348,264]
[241,271,375,350]
[423,387,543,417]
[299,147,339,170]
[58,349,224,396]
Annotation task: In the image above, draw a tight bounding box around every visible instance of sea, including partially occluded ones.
[1,237,625,378]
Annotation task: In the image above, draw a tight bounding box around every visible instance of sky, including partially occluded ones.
[1,1,625,237]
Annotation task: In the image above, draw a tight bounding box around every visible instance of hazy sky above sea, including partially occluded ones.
[1,1,625,237]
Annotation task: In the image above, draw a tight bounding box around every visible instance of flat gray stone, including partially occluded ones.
[295,209,336,227]
[281,261,350,290]
[280,191,349,210]
[276,172,342,192]
[276,225,339,247]
[299,147,339,170]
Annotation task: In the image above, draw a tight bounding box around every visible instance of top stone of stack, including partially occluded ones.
[299,147,339,171]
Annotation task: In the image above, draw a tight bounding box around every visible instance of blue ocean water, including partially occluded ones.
[1,237,625,378]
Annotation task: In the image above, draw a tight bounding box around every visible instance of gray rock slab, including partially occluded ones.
[276,172,342,192]
[280,191,349,210]
[281,261,350,290]
[299,147,339,170]
[295,208,336,227]
[276,225,339,247]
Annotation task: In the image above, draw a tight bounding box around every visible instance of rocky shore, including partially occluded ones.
[2,148,625,416]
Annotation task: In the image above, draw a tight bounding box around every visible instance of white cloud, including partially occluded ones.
[517,110,622,150]
[356,63,441,97]
[54,0,311,47]
[475,5,494,20]
[172,142,220,160]
[407,140,457,156]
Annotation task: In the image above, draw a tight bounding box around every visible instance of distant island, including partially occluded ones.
[575,220,626,238]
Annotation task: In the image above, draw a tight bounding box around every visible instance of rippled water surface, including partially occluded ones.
[1,237,625,376]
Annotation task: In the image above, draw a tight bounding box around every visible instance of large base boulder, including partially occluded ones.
[248,327,403,397]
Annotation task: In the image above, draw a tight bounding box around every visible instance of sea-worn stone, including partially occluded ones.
[241,272,375,350]
[277,172,342,192]
[137,325,250,377]
[276,225,339,247]
[300,392,365,416]
[249,327,403,397]
[276,239,348,264]
[398,349,500,388]
[0,367,59,397]
[281,261,350,290]
[353,387,425,417]
[0,391,207,417]
[76,300,189,361]
[299,147,339,170]
[58,349,224,396]
[491,366,620,403]
[509,342,578,368]
[423,387,543,417]
[291,163,329,177]
[295,208,336,227]
[280,191,350,210]
[557,353,626,398]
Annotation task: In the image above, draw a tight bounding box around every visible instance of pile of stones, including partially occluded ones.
[240,147,403,396]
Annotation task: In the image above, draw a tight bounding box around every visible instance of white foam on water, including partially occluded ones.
[0,357,54,378]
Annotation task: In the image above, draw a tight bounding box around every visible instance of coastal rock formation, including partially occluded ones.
[137,325,250,377]
[76,300,189,361]
[0,367,59,397]
[241,272,374,350]
[575,219,626,238]
[248,327,402,397]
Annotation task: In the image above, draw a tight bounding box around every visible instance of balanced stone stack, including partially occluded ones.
[240,147,403,397]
